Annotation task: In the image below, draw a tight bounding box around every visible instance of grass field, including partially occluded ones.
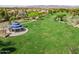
[1,14,79,54]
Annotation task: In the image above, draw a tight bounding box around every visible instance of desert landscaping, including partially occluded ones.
[0,7,79,54]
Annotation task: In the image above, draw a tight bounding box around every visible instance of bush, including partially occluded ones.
[28,12,40,17]
[0,47,16,54]
[55,12,67,21]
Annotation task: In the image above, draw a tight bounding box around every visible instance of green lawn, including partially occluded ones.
[1,14,79,54]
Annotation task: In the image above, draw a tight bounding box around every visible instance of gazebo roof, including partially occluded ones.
[10,22,24,30]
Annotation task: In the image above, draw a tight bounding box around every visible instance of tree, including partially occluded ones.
[48,9,53,15]
[55,12,67,22]
[0,10,5,17]
[9,16,16,24]
[4,13,10,21]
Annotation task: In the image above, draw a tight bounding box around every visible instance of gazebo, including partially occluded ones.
[10,22,25,32]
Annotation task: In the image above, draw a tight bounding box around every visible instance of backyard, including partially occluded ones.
[0,14,79,54]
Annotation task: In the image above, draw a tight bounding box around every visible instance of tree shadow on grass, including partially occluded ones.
[0,41,15,46]
[0,41,16,54]
[0,47,16,54]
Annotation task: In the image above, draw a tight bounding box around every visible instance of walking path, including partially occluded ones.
[9,28,28,37]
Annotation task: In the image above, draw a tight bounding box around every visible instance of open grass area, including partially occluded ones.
[1,14,79,54]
